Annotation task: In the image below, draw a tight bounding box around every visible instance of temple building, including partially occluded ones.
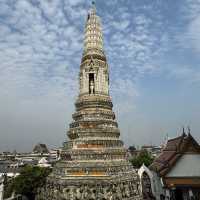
[138,130,200,200]
[33,143,49,155]
[36,3,141,200]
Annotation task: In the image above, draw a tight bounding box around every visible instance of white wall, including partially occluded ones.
[166,154,200,177]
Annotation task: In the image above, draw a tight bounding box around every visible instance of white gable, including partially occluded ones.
[166,154,200,177]
[38,157,48,164]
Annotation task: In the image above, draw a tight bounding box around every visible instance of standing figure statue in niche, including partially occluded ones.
[89,80,95,94]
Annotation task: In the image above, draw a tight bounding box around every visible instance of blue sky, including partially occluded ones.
[0,0,200,151]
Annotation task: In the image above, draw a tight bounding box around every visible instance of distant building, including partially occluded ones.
[141,145,162,157]
[127,146,141,159]
[33,144,49,154]
[0,160,24,178]
[0,145,60,175]
[0,152,15,161]
[138,131,200,200]
[37,157,51,168]
[127,144,162,160]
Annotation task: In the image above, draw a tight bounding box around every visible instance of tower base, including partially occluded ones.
[36,170,142,200]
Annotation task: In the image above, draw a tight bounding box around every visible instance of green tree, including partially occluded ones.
[3,174,14,199]
[130,149,154,168]
[5,166,52,200]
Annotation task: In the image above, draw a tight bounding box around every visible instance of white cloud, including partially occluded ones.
[1,0,199,150]
[164,0,200,83]
[187,16,200,53]
[0,0,83,150]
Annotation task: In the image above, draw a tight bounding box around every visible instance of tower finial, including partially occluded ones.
[91,1,96,14]
[182,126,186,136]
[187,126,191,135]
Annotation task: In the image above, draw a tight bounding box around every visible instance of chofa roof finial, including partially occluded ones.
[182,126,186,136]
[187,126,191,135]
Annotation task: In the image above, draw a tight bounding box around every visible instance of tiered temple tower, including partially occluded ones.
[0,177,3,200]
[37,4,141,200]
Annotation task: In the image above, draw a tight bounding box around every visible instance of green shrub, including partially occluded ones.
[4,166,52,200]
[130,149,154,168]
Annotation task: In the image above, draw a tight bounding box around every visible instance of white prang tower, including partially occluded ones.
[0,176,4,200]
[37,3,141,200]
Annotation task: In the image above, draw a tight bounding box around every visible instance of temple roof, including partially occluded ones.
[150,132,200,177]
[33,143,49,154]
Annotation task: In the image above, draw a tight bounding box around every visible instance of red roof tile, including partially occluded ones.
[150,133,200,177]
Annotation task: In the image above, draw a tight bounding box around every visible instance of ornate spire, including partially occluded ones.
[80,3,109,96]
[83,2,104,56]
[36,4,141,200]
[91,1,96,14]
